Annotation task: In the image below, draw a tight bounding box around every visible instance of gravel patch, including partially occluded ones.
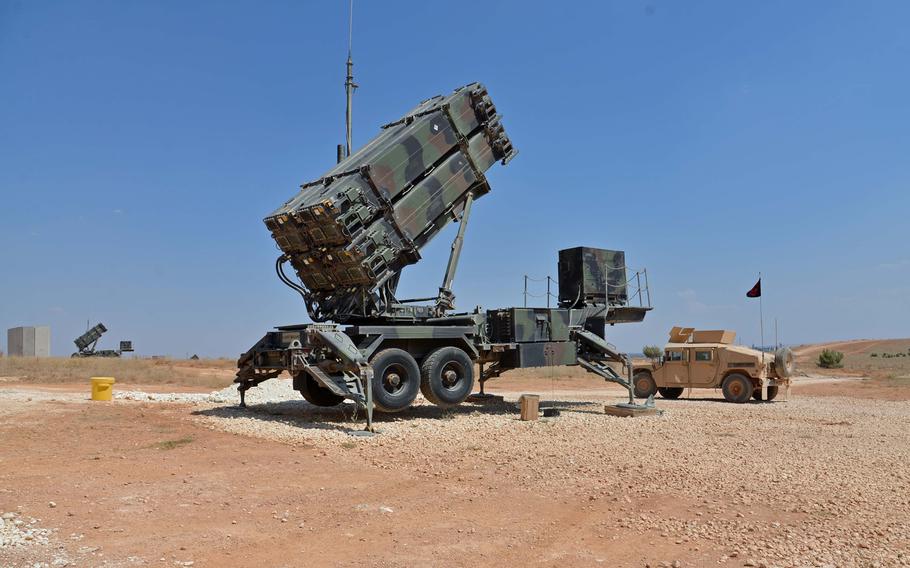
[0,511,71,568]
[0,511,51,549]
[185,384,909,567]
[109,377,910,566]
[115,379,295,405]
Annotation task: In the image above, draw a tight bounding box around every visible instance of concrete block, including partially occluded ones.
[7,326,51,357]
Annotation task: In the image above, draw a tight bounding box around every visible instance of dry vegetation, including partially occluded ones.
[793,338,910,381]
[0,356,235,389]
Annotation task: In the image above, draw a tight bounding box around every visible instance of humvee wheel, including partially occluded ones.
[419,347,474,408]
[370,348,421,413]
[296,373,345,407]
[752,386,780,402]
[658,387,684,399]
[722,373,753,403]
[633,371,658,398]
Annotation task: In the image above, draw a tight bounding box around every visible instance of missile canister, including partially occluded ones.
[264,82,516,321]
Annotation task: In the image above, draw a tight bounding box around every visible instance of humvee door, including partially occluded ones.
[689,347,718,386]
[662,348,688,386]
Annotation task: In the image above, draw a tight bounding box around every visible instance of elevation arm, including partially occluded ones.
[436,191,475,314]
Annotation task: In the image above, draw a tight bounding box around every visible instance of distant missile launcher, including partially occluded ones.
[72,323,133,358]
[74,323,108,354]
[265,83,515,322]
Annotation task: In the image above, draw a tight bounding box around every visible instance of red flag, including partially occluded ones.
[746,278,761,298]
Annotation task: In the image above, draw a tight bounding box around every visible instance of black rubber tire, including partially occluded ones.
[722,373,753,403]
[752,385,780,401]
[658,387,685,399]
[633,371,658,399]
[419,347,474,408]
[370,348,421,413]
[296,373,345,407]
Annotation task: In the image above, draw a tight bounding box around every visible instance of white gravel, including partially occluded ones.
[0,511,51,549]
[115,378,297,405]
[0,510,65,568]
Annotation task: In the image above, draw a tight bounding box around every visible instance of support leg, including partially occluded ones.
[363,367,374,433]
[625,355,635,405]
[238,385,247,408]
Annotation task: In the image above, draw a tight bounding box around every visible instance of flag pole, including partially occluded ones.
[758,272,765,361]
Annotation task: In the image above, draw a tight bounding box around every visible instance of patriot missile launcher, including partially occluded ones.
[237,83,651,431]
[72,323,134,358]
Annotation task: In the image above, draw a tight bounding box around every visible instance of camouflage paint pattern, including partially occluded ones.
[263,83,515,322]
[516,342,578,367]
[487,308,571,343]
[74,323,108,351]
[558,247,628,308]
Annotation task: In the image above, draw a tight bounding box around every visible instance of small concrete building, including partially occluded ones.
[7,326,51,357]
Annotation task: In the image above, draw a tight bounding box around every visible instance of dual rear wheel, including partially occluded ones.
[300,347,475,413]
[371,347,475,412]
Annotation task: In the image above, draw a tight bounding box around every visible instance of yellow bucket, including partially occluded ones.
[90,377,116,401]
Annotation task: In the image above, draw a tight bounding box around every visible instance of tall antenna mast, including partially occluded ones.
[344,0,357,158]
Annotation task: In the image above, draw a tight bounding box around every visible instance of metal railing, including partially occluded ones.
[623,267,652,309]
[520,266,652,309]
[522,275,557,307]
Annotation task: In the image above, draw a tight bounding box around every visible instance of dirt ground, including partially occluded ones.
[1,352,909,567]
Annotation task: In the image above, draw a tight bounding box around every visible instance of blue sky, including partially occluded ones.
[1,1,908,357]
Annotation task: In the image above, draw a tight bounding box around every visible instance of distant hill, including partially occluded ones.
[792,338,910,379]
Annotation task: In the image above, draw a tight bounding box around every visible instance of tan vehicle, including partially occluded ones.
[633,327,793,403]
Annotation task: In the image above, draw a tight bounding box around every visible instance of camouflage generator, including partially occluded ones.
[237,83,651,430]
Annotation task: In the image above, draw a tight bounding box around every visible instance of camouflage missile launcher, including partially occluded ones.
[236,82,652,432]
[72,322,134,358]
[266,83,516,323]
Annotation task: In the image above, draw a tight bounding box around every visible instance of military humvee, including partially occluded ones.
[632,327,793,403]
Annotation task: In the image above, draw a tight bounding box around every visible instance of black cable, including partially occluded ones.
[275,255,309,300]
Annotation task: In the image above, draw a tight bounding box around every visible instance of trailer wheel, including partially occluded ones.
[633,371,657,398]
[658,387,684,399]
[419,347,474,408]
[370,348,421,413]
[752,386,779,401]
[295,373,345,407]
[722,373,753,403]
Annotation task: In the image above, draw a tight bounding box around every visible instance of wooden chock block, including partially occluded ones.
[519,394,540,421]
